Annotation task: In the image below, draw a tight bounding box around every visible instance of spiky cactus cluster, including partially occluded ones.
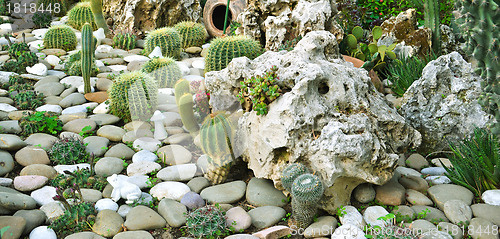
[37,0,67,17]
[186,205,227,238]
[142,57,182,88]
[455,0,500,135]
[81,23,94,94]
[174,21,207,48]
[7,42,30,59]
[108,71,158,122]
[67,2,97,31]
[205,35,263,73]
[44,25,77,52]
[113,32,136,50]
[144,27,182,59]
[281,164,324,228]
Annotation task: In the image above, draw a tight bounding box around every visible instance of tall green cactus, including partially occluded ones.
[205,35,263,73]
[108,71,158,122]
[174,79,191,105]
[89,0,108,35]
[142,57,182,88]
[81,23,93,94]
[174,21,207,48]
[178,93,200,134]
[43,25,77,51]
[424,0,441,55]
[67,2,97,31]
[456,0,500,135]
[281,163,310,192]
[291,174,324,228]
[144,27,182,59]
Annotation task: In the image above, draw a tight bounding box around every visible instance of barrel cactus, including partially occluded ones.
[67,2,97,31]
[108,71,158,122]
[205,35,263,73]
[291,173,324,228]
[43,25,77,51]
[144,27,181,59]
[281,163,310,192]
[174,21,207,48]
[113,31,136,50]
[142,57,182,88]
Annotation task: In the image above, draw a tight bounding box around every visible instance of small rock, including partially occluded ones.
[339,205,366,229]
[185,47,202,54]
[443,199,472,225]
[482,190,500,206]
[411,205,449,223]
[39,201,65,222]
[30,186,56,206]
[150,181,191,201]
[0,120,21,134]
[405,153,429,171]
[0,134,27,150]
[0,216,26,239]
[428,184,474,211]
[36,104,62,113]
[157,144,193,165]
[84,136,110,157]
[180,192,205,210]
[29,226,57,239]
[95,157,124,177]
[406,189,433,206]
[331,224,365,239]
[409,219,436,234]
[113,231,154,239]
[437,222,463,239]
[353,183,376,204]
[421,167,447,176]
[0,103,17,112]
[468,218,498,239]
[13,209,47,235]
[13,175,48,191]
[471,203,500,226]
[252,225,291,239]
[431,158,452,168]
[42,49,66,56]
[399,175,429,192]
[157,164,197,181]
[0,150,15,176]
[124,205,166,230]
[117,204,132,217]
[133,137,161,152]
[375,180,406,206]
[81,188,103,203]
[92,209,124,237]
[14,146,50,166]
[395,166,422,178]
[124,55,149,62]
[104,143,135,160]
[131,150,158,163]
[226,206,252,231]
[45,55,61,66]
[84,92,108,103]
[391,205,416,222]
[97,125,126,142]
[122,130,153,143]
[158,198,187,227]
[248,206,286,229]
[303,216,337,238]
[62,118,97,134]
[246,177,287,207]
[200,180,246,204]
[187,177,210,194]
[126,161,161,176]
[0,190,37,210]
[363,206,390,228]
[53,163,91,175]
[26,63,48,76]
[95,198,119,212]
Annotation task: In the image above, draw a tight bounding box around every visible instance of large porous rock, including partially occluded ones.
[399,52,495,153]
[102,0,202,35]
[235,0,343,51]
[205,31,421,214]
[378,9,431,58]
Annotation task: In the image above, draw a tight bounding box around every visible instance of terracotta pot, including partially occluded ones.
[342,55,385,93]
[203,0,246,37]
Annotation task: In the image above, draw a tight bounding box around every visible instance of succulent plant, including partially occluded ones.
[108,71,158,122]
[17,52,39,74]
[238,65,282,115]
[185,204,227,238]
[36,0,67,17]
[142,57,182,88]
[281,163,310,192]
[174,78,191,104]
[205,35,263,73]
[113,31,137,50]
[8,42,30,59]
[346,26,396,71]
[144,27,182,59]
[81,23,94,94]
[50,168,107,191]
[178,93,200,134]
[200,113,235,162]
[67,2,97,31]
[49,137,89,165]
[32,12,52,28]
[66,60,99,76]
[174,21,207,48]
[44,25,77,51]
[19,111,63,137]
[291,173,324,228]
[13,90,44,110]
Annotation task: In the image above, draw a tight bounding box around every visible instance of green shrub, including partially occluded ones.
[17,51,39,74]
[43,25,78,51]
[237,65,282,115]
[49,137,89,165]
[7,42,30,59]
[0,0,7,15]
[12,90,44,110]
[185,204,228,238]
[443,127,500,197]
[19,111,63,137]
[32,12,52,29]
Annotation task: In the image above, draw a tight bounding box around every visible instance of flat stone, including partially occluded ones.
[0,120,21,134]
[246,177,287,207]
[39,201,65,222]
[226,206,252,231]
[20,164,57,179]
[88,114,120,126]
[468,217,499,239]
[29,226,57,239]
[0,97,13,105]
[35,82,65,96]
[92,209,124,237]
[30,186,57,206]
[471,204,500,226]
[187,177,210,194]
[126,161,161,176]
[14,146,50,166]
[406,189,433,206]
[399,175,429,192]
[81,188,102,203]
[331,224,365,239]
[200,180,246,204]
[24,133,58,149]
[8,110,32,120]
[36,104,62,114]
[0,149,15,176]
[391,205,416,222]
[375,180,406,206]
[437,222,463,239]
[150,181,191,201]
[96,78,113,91]
[62,118,97,134]
[302,216,337,238]
[0,216,26,239]
[83,136,110,157]
[13,175,48,191]
[252,226,291,239]
[409,219,436,234]
[97,125,126,142]
[131,150,157,163]
[133,137,161,152]
[225,234,259,239]
[157,198,187,227]
[0,103,18,112]
[42,49,66,56]
[248,206,286,229]
[61,105,89,115]
[428,184,474,211]
[104,143,135,160]
[101,58,125,65]
[0,191,37,210]
[162,112,182,126]
[94,157,124,177]
[180,192,205,210]
[59,93,87,108]
[339,205,366,229]
[163,133,193,145]
[157,144,192,165]
[13,209,46,235]
[421,167,447,176]
[124,121,152,131]
[0,134,27,150]
[60,76,97,88]
[443,199,472,225]
[363,206,390,228]
[121,130,153,143]
[431,158,453,168]
[124,205,166,230]
[411,205,449,224]
[112,231,154,239]
[395,167,422,177]
[425,175,452,185]
[157,164,197,181]
[483,190,500,206]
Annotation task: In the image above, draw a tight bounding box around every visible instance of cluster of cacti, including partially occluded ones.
[17,51,39,73]
[50,168,107,191]
[13,90,44,110]
[185,205,227,238]
[49,137,89,165]
[89,0,108,34]
[113,31,137,50]
[455,0,500,135]
[281,163,324,228]
[205,35,263,73]
[346,26,397,71]
[200,113,236,184]
[174,21,207,48]
[37,0,67,17]
[108,71,158,122]
[3,37,38,74]
[81,23,94,94]
[43,25,77,51]
[144,27,182,59]
[7,42,30,59]
[142,57,182,88]
[67,2,97,31]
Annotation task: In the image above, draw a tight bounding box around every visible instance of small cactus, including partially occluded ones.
[291,173,324,228]
[81,23,94,94]
[185,205,227,238]
[141,57,182,88]
[281,163,310,192]
[43,25,77,51]
[174,21,207,48]
[174,78,191,105]
[144,27,182,59]
[178,93,200,134]
[205,35,263,73]
[199,113,235,163]
[113,31,136,50]
[67,2,97,31]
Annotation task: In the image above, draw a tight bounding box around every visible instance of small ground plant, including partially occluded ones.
[19,111,63,137]
[49,137,89,165]
[184,204,230,238]
[238,65,282,115]
[50,167,107,191]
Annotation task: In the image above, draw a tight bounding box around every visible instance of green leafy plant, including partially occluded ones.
[79,125,94,138]
[13,90,44,110]
[112,30,137,50]
[442,127,500,196]
[50,168,107,191]
[346,26,396,72]
[205,35,263,73]
[365,213,419,239]
[238,65,282,116]
[32,12,52,29]
[278,35,303,51]
[19,111,63,137]
[184,204,228,239]
[3,40,39,74]
[49,137,89,165]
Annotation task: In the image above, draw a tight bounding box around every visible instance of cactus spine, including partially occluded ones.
[456,0,499,135]
[43,25,77,51]
[281,163,310,192]
[67,2,97,31]
[174,79,191,104]
[178,93,200,133]
[205,35,263,73]
[291,174,324,228]
[90,0,108,35]
[424,0,441,54]
[174,21,207,48]
[144,27,182,59]
[142,57,182,88]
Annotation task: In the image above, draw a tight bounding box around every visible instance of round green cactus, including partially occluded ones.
[44,25,77,52]
[186,205,226,238]
[144,27,182,59]
[174,21,207,48]
[67,2,97,31]
[200,113,235,165]
[205,35,263,73]
[113,32,136,50]
[281,163,310,192]
[291,173,324,228]
[108,71,158,122]
[142,57,182,88]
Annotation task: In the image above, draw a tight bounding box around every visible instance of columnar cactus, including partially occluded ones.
[81,23,93,94]
[424,0,441,54]
[174,21,208,48]
[456,0,500,135]
[108,71,158,122]
[291,174,324,228]
[43,25,77,51]
[142,57,182,88]
[89,0,108,34]
[144,27,182,59]
[67,2,97,31]
[174,78,191,105]
[281,163,310,192]
[205,35,263,73]
[178,93,200,134]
